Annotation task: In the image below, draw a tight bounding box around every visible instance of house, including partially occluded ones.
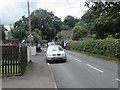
[62,30,72,42]
[61,25,72,42]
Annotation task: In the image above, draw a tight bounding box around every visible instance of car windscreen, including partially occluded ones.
[47,46,63,51]
[48,42,55,46]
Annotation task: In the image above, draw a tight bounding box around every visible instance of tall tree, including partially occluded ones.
[0,24,7,40]
[72,25,87,40]
[64,15,78,28]
[80,1,120,39]
[14,16,28,31]
[9,28,27,41]
[13,8,63,41]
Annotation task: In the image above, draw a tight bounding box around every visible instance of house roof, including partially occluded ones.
[62,30,72,38]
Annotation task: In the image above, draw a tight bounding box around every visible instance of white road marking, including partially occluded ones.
[116,78,120,82]
[86,64,104,73]
[47,63,57,88]
[47,63,50,65]
[74,58,82,62]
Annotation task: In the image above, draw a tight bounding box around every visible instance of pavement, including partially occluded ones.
[2,52,56,89]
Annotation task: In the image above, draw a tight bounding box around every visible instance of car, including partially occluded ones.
[46,45,67,62]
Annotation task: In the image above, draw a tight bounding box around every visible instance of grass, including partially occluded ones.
[23,62,33,75]
[0,65,20,76]
[70,49,119,64]
[0,63,31,77]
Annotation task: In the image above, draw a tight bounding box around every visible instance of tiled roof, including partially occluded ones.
[62,30,72,38]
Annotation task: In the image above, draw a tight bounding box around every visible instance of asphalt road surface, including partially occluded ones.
[49,50,119,88]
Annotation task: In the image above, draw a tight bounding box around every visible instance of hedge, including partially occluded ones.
[67,39,120,60]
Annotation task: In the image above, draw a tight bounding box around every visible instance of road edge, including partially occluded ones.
[47,63,57,89]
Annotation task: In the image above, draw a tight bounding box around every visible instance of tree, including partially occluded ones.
[92,15,120,39]
[13,8,63,41]
[55,32,63,40]
[10,28,27,41]
[14,16,28,31]
[72,26,87,40]
[64,15,78,28]
[0,24,7,40]
[30,9,63,41]
[80,1,120,39]
[32,31,42,44]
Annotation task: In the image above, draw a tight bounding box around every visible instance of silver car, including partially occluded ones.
[46,45,67,62]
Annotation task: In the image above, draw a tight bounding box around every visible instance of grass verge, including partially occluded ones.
[70,49,119,64]
[0,65,19,76]
[23,62,33,75]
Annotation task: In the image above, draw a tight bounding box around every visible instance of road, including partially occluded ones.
[49,50,119,88]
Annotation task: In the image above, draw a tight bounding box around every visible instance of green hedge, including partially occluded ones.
[67,39,120,60]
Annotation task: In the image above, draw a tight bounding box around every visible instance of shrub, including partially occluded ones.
[67,39,120,60]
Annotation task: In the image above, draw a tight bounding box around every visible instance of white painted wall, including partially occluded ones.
[31,46,36,56]
[27,45,36,62]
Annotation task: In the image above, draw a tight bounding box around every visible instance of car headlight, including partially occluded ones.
[61,54,66,56]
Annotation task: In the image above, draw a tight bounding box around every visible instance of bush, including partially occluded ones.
[67,39,120,60]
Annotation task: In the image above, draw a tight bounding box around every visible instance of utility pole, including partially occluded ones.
[27,0,33,62]
[0,16,2,25]
[27,0,31,34]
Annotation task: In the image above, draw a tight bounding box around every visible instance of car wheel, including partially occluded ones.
[46,58,49,63]
[64,59,67,62]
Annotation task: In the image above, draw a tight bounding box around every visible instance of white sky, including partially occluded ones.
[0,0,88,30]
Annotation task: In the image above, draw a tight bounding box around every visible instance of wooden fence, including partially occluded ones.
[1,46,27,77]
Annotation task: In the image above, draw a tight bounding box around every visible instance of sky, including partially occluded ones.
[0,0,88,30]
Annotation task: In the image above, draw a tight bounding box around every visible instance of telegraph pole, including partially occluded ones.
[0,16,2,25]
[27,0,31,34]
[27,0,32,62]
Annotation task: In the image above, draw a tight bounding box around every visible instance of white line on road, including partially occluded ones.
[47,63,57,88]
[74,58,82,62]
[86,64,104,73]
[47,63,50,65]
[116,78,120,82]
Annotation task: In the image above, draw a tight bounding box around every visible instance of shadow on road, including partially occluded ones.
[48,60,67,64]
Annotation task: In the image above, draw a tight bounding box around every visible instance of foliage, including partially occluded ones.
[72,25,87,40]
[80,1,120,39]
[64,15,79,28]
[11,8,64,41]
[68,39,120,60]
[14,16,28,31]
[91,15,120,39]
[105,35,115,40]
[10,28,27,41]
[32,31,42,44]
[31,9,63,41]
[55,32,63,40]
[0,24,7,40]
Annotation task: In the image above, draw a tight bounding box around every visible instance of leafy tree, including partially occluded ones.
[13,9,63,41]
[34,28,42,37]
[90,13,120,39]
[72,26,87,40]
[32,31,42,44]
[0,24,7,40]
[14,16,28,31]
[10,28,27,41]
[55,32,63,40]
[64,15,78,28]
[30,9,63,41]
[80,1,120,39]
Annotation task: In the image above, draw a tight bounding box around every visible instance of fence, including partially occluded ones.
[1,46,27,77]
